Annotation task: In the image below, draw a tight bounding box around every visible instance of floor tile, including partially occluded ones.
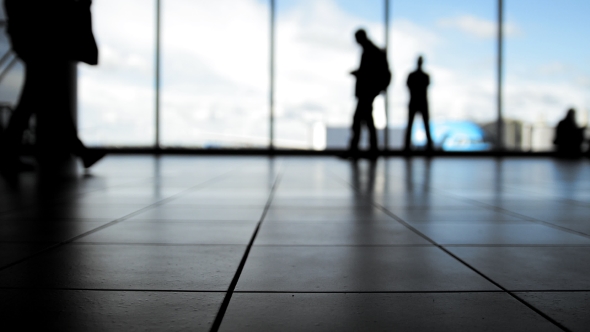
[412,223,590,245]
[270,197,374,208]
[78,220,257,245]
[505,208,590,222]
[448,247,590,290]
[2,156,590,330]
[0,220,112,243]
[0,244,244,291]
[254,221,430,246]
[0,205,147,221]
[264,208,393,223]
[0,289,223,331]
[516,292,590,332]
[129,207,264,221]
[236,246,498,292]
[0,243,51,268]
[538,220,590,237]
[377,195,480,209]
[165,197,268,207]
[220,293,560,332]
[390,209,527,222]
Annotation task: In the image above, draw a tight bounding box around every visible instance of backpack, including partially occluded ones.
[379,49,392,92]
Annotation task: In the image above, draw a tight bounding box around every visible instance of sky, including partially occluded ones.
[0,0,588,149]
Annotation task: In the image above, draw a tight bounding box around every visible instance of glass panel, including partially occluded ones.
[0,0,26,128]
[505,0,590,151]
[78,0,156,147]
[390,0,497,151]
[161,0,270,148]
[275,0,385,150]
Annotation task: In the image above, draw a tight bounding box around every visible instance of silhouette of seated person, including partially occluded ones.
[554,108,585,157]
[346,29,391,158]
[1,0,104,175]
[404,56,433,152]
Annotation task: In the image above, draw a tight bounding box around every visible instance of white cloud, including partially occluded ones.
[438,15,521,39]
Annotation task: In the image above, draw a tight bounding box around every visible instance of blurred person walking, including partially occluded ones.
[1,0,105,177]
[344,29,391,159]
[404,55,433,153]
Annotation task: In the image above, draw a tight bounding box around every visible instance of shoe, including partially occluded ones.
[338,150,360,160]
[81,150,106,169]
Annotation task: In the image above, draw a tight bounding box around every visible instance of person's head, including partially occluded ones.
[417,56,424,68]
[354,29,368,46]
[566,108,576,120]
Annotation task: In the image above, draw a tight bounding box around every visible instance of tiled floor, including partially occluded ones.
[1,156,589,331]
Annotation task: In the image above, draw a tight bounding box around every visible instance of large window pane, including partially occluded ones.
[390,0,497,151]
[79,0,156,147]
[505,0,590,151]
[161,0,270,148]
[276,0,385,150]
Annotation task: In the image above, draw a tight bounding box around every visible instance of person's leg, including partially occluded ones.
[36,61,104,170]
[422,105,434,150]
[2,63,37,169]
[348,99,364,151]
[404,107,417,151]
[363,97,378,152]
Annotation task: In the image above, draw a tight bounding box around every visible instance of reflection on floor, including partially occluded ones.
[1,156,589,331]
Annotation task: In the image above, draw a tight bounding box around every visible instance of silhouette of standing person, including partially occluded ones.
[404,56,433,152]
[1,0,104,176]
[346,29,391,159]
[554,108,585,157]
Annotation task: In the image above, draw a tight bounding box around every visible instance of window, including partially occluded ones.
[275,0,385,150]
[505,0,590,151]
[78,0,156,147]
[390,0,497,151]
[161,0,270,148]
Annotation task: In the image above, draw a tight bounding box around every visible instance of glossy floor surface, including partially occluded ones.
[1,156,589,331]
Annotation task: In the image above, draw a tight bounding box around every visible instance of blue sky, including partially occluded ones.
[317,0,589,70]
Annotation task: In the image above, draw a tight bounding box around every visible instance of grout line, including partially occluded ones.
[232,290,506,294]
[492,208,590,239]
[0,172,233,273]
[0,287,227,293]
[209,164,283,332]
[1,286,588,294]
[331,162,572,332]
[378,206,572,332]
[439,194,590,240]
[234,289,590,294]
[64,242,249,246]
[4,241,590,248]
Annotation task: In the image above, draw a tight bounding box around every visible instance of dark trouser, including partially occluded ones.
[349,96,378,151]
[404,106,433,150]
[3,60,85,163]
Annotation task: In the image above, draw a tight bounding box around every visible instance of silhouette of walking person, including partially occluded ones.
[345,29,391,159]
[554,108,586,158]
[404,56,433,153]
[1,0,105,177]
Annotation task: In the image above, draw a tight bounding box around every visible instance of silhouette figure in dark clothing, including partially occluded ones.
[404,56,433,152]
[554,108,585,157]
[346,29,391,158]
[1,0,105,176]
